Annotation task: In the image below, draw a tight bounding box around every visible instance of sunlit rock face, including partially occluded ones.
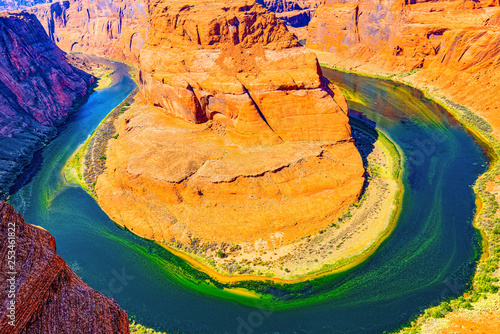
[307,0,500,138]
[0,12,93,196]
[139,0,352,146]
[27,0,148,64]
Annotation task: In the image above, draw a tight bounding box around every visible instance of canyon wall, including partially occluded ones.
[0,0,52,12]
[258,0,320,27]
[306,0,500,138]
[27,0,148,64]
[139,0,352,145]
[95,0,365,254]
[0,201,130,333]
[0,12,93,197]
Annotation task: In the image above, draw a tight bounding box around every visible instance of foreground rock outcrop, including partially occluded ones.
[307,0,500,138]
[0,12,93,197]
[0,201,130,333]
[94,0,365,261]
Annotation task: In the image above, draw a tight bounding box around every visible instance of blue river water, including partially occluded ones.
[9,60,488,334]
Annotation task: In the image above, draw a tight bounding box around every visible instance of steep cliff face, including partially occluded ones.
[258,0,320,31]
[307,1,500,138]
[259,0,317,12]
[307,0,410,69]
[308,0,499,72]
[0,12,93,197]
[140,0,352,145]
[0,201,130,333]
[27,0,148,64]
[95,0,365,257]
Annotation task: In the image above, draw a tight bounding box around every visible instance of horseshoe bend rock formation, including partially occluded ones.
[307,0,500,138]
[95,0,365,254]
[0,201,130,333]
[0,12,93,197]
[26,0,148,64]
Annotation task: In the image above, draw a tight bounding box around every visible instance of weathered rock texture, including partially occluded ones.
[0,201,130,333]
[140,0,352,146]
[96,105,364,250]
[307,1,500,138]
[27,0,148,64]
[94,0,364,253]
[0,12,93,197]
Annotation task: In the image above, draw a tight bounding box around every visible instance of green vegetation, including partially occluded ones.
[129,321,168,334]
[320,60,500,333]
[63,137,95,197]
[381,71,500,334]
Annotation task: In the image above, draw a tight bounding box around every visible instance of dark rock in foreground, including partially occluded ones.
[0,201,130,333]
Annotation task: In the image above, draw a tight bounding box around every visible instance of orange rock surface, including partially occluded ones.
[140,0,352,145]
[0,201,130,333]
[440,311,500,333]
[307,1,500,139]
[96,104,364,249]
[93,0,365,253]
[27,0,148,64]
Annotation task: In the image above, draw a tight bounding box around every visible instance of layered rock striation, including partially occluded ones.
[27,0,148,64]
[95,0,365,257]
[307,0,500,138]
[0,201,130,333]
[0,12,93,197]
[140,0,352,146]
[0,0,52,12]
[258,0,320,27]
